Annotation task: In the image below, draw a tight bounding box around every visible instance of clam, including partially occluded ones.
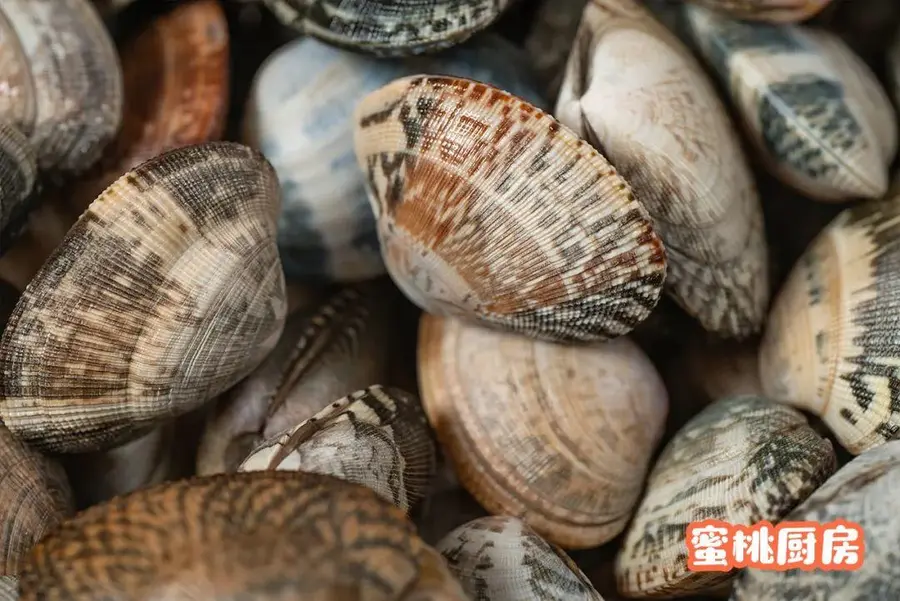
[615,395,836,598]
[16,471,469,600]
[436,516,604,600]
[683,5,896,202]
[0,123,38,254]
[556,0,768,338]
[417,313,668,549]
[239,385,437,513]
[0,142,287,454]
[353,75,667,343]
[680,0,834,22]
[243,35,546,283]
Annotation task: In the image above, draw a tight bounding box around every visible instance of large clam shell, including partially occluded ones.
[0,142,287,454]
[681,0,834,22]
[354,75,667,343]
[0,123,37,254]
[557,0,768,338]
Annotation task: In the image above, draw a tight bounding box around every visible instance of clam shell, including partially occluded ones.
[683,5,895,202]
[0,123,37,254]
[243,35,546,283]
[615,395,836,598]
[417,313,668,549]
[0,142,287,454]
[681,0,834,22]
[239,385,437,514]
[436,516,604,600]
[404,545,471,601]
[0,577,15,601]
[556,0,768,338]
[354,75,667,343]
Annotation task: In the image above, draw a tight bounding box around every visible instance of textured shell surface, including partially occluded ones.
[732,439,900,600]
[354,75,667,343]
[556,0,768,339]
[260,0,515,57]
[243,35,546,283]
[682,0,834,22]
[683,5,893,202]
[0,0,123,176]
[239,385,436,513]
[615,395,836,598]
[403,545,470,601]
[0,142,287,455]
[0,577,15,601]
[436,516,605,600]
[759,191,900,455]
[0,122,38,254]
[417,313,669,549]
[196,280,393,476]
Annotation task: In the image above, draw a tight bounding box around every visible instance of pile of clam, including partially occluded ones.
[1,0,900,599]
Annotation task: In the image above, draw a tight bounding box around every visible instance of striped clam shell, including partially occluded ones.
[556,0,768,339]
[353,75,667,343]
[683,5,896,202]
[681,0,834,22]
[732,439,900,600]
[417,312,668,549]
[0,142,287,454]
[615,395,836,598]
[243,35,546,283]
[238,385,437,514]
[0,123,38,254]
[759,191,900,455]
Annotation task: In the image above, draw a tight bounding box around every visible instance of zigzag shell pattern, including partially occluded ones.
[354,75,667,343]
[681,0,834,22]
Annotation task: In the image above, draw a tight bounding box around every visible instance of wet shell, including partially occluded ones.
[0,142,287,454]
[683,5,895,202]
[259,0,514,57]
[759,192,900,455]
[196,281,393,476]
[354,75,667,343]
[0,577,15,601]
[243,35,545,283]
[0,0,123,177]
[732,439,900,600]
[681,0,834,22]
[615,395,836,598]
[436,516,604,600]
[16,471,468,600]
[239,385,437,513]
[417,313,669,549]
[0,123,38,254]
[556,0,768,338]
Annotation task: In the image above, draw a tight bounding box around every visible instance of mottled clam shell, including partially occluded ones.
[0,0,123,176]
[437,516,604,600]
[615,395,836,598]
[683,5,895,202]
[0,142,287,454]
[732,439,900,600]
[16,471,467,600]
[417,313,668,549]
[524,0,590,101]
[354,75,667,343]
[0,577,15,601]
[759,192,900,455]
[0,123,37,254]
[239,385,436,513]
[196,280,393,476]
[243,35,545,283]
[682,0,833,22]
[556,0,768,338]
[260,0,514,56]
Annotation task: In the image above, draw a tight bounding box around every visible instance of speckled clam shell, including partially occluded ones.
[0,0,123,177]
[260,0,514,57]
[196,281,393,476]
[759,192,900,455]
[436,516,604,600]
[683,5,894,202]
[615,395,836,598]
[418,313,668,549]
[0,142,287,454]
[354,75,667,343]
[0,577,15,601]
[682,0,833,22]
[243,35,545,283]
[239,385,436,514]
[557,0,768,338]
[0,123,38,254]
[732,439,900,600]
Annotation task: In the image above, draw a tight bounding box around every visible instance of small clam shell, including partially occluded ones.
[239,385,437,513]
[615,395,836,598]
[0,123,38,254]
[681,0,834,22]
[418,313,669,549]
[0,142,287,454]
[0,577,15,601]
[354,75,667,343]
[436,516,604,600]
[556,0,768,338]
[683,5,895,202]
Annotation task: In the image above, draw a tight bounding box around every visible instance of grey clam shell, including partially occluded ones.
[0,123,37,254]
